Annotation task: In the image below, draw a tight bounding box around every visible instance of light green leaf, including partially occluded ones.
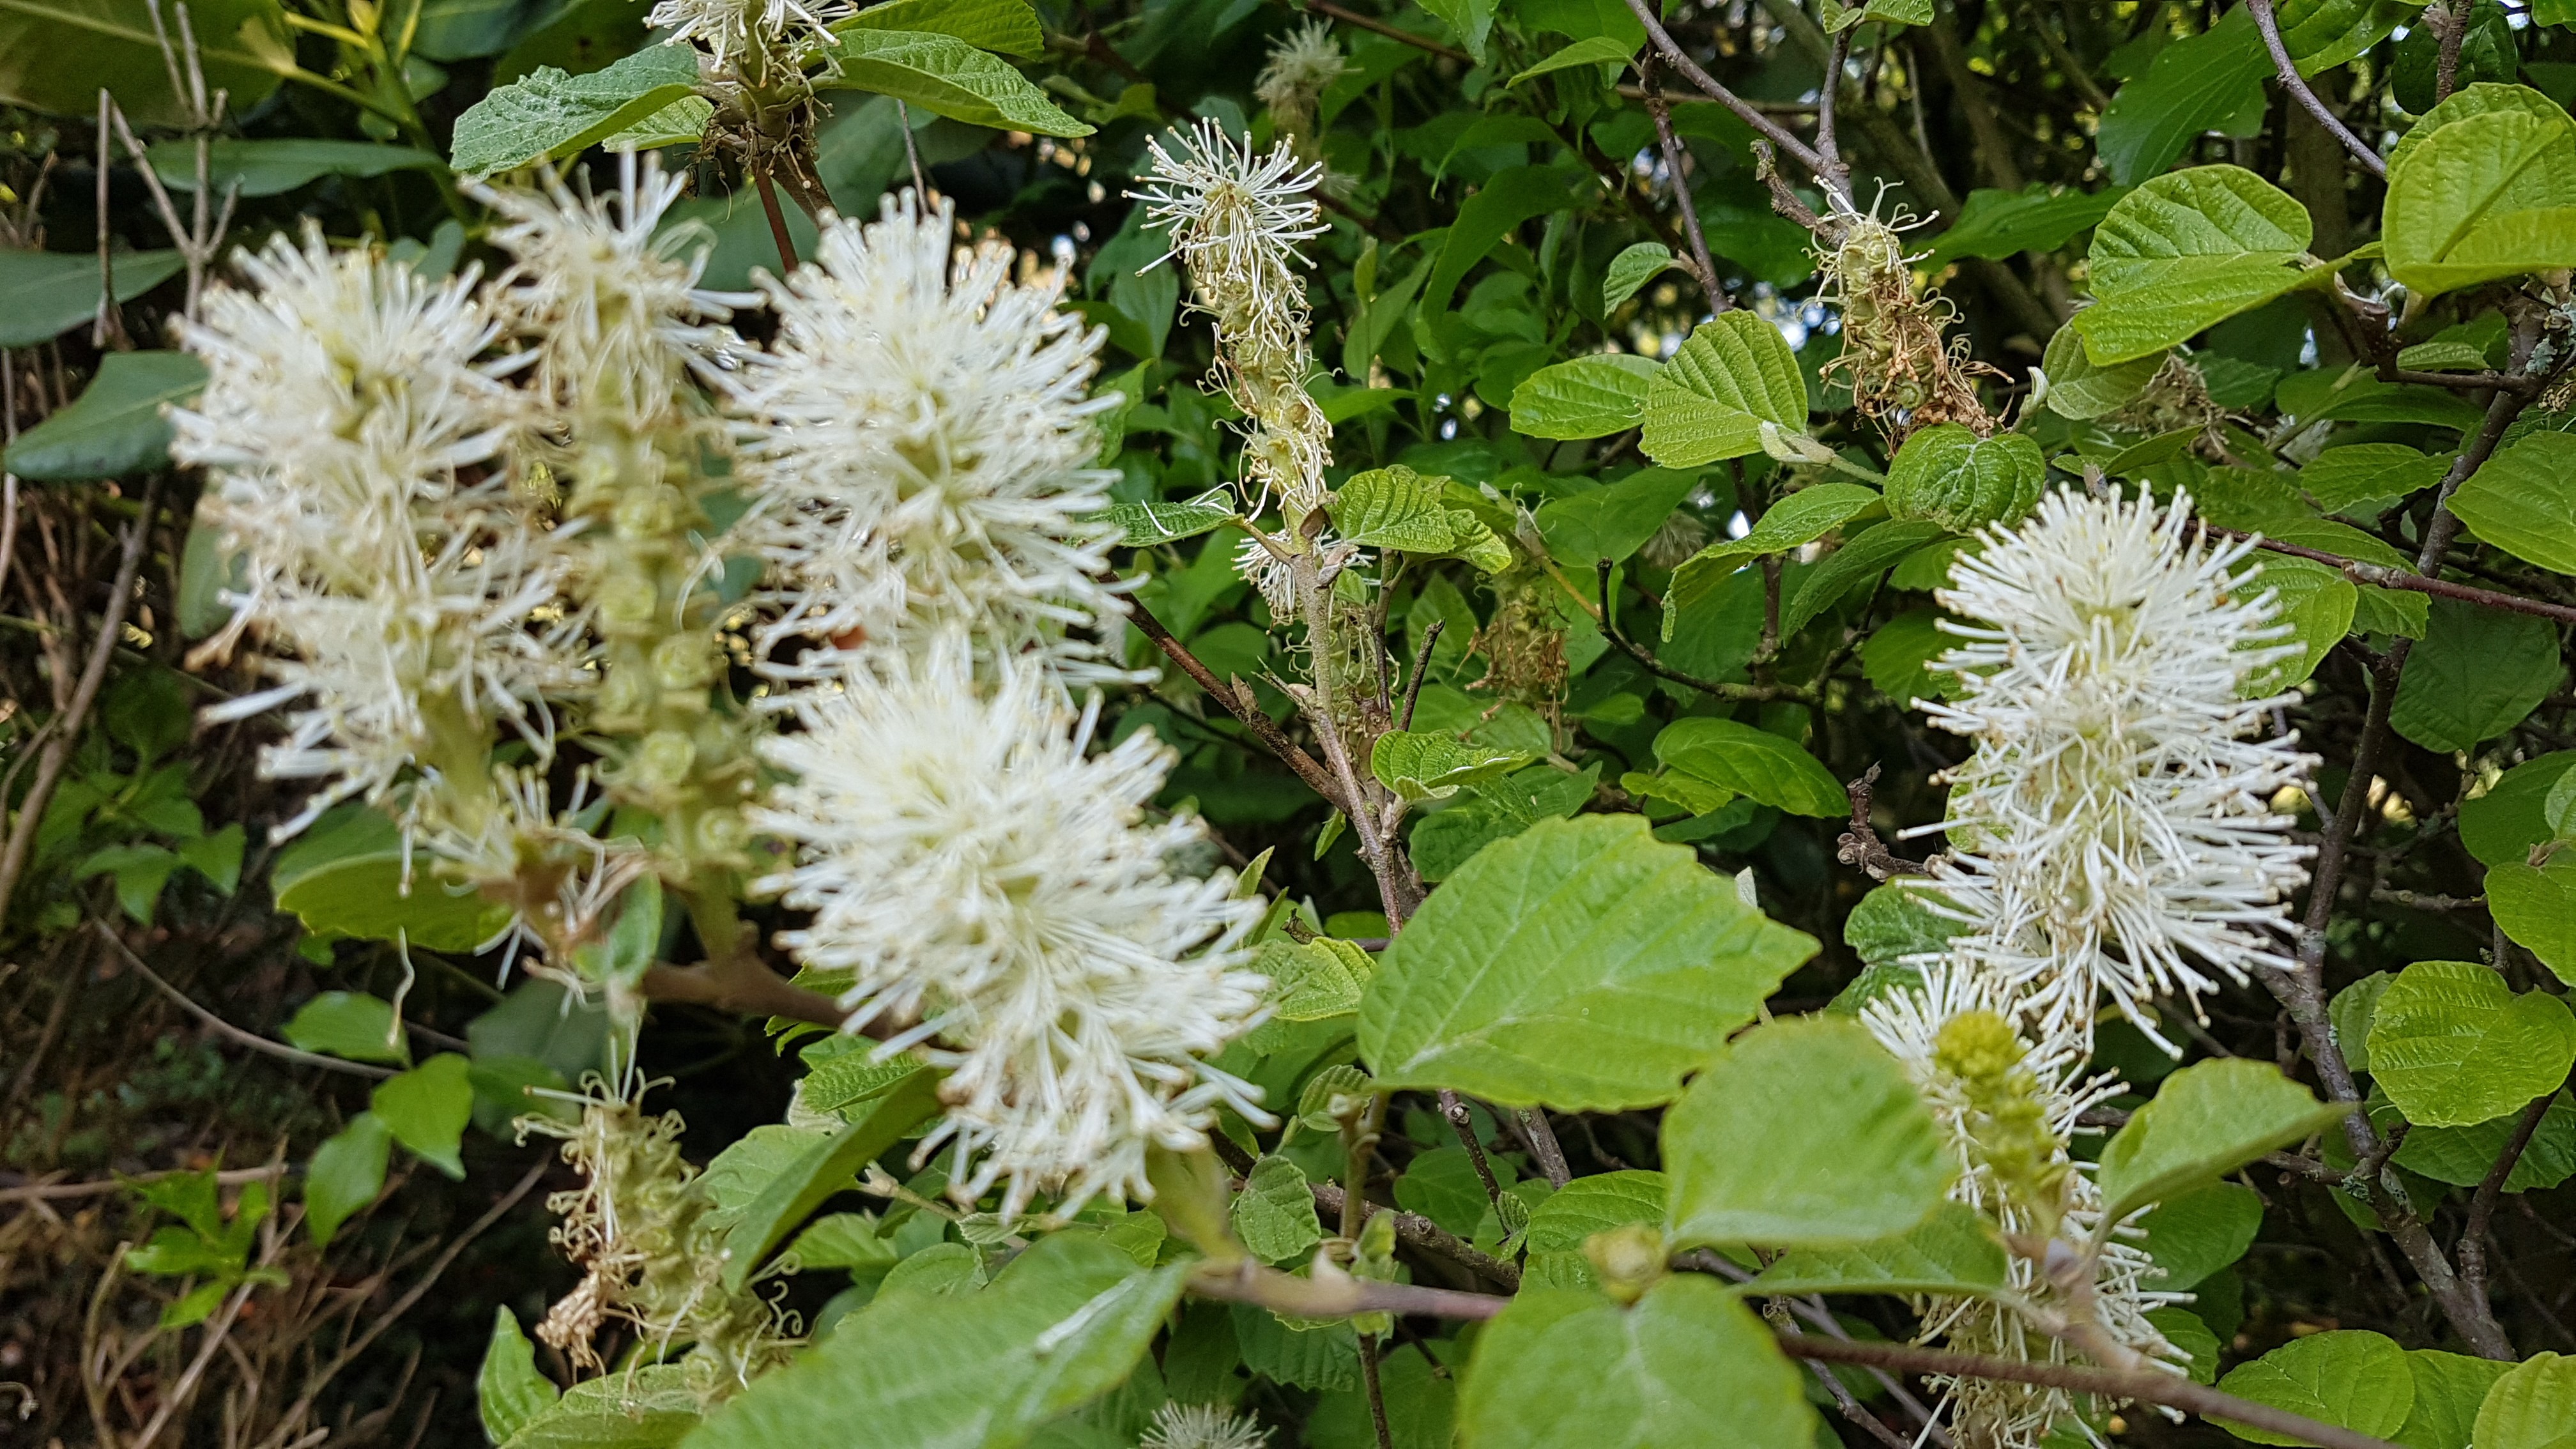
[1664,481,1882,620]
[2390,599,2565,753]
[1602,242,1680,310]
[1330,464,1458,551]
[1232,1154,1324,1264]
[507,1364,698,1448]
[813,29,1089,135]
[2074,166,2317,365]
[788,1213,897,1270]
[479,1308,560,1445]
[832,0,1043,56]
[719,1068,942,1290]
[1533,467,1697,564]
[284,991,408,1065]
[2095,10,2269,187]
[2383,105,2576,297]
[2395,1350,2515,1449]
[1885,425,2044,533]
[274,847,518,952]
[2040,323,2163,419]
[2137,1182,2262,1291]
[1104,496,1233,546]
[1521,1170,1666,1254]
[1663,1017,1951,1249]
[1841,882,1965,967]
[2488,857,2576,987]
[2238,555,2356,698]
[449,42,702,174]
[1455,1276,1817,1449]
[2095,1059,2353,1222]
[2298,443,2452,512]
[0,248,184,348]
[1746,1200,2009,1296]
[1256,937,1376,1022]
[1507,34,1632,84]
[1927,185,2126,268]
[3,351,205,481]
[79,843,176,924]
[687,1235,1190,1449]
[144,139,443,196]
[1416,0,1494,54]
[0,0,295,129]
[1821,0,1933,31]
[2366,960,2576,1127]
[372,1053,473,1178]
[2213,1330,2412,1446]
[2443,431,2576,574]
[1638,312,1811,468]
[2387,83,2574,172]
[2473,1352,2576,1449]
[1781,520,1949,638]
[1369,730,1535,801]
[600,94,714,151]
[1359,814,1818,1111]
[1509,354,1660,440]
[303,1112,392,1248]
[1652,717,1848,818]
[2460,753,2576,868]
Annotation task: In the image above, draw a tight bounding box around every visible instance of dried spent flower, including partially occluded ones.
[1816,194,1997,440]
[752,637,1269,1220]
[1913,488,2317,1052]
[1142,1402,1273,1449]
[1254,20,1347,150]
[724,192,1129,680]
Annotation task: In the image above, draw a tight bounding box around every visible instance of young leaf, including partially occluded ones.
[2472,1351,2576,1449]
[477,1307,559,1445]
[1330,464,1459,551]
[1662,1016,1951,1249]
[830,0,1045,56]
[2487,857,2576,986]
[788,1212,898,1270]
[1455,1276,1818,1449]
[1601,242,1680,310]
[1745,1200,2010,1296]
[2382,104,2576,297]
[719,1068,943,1290]
[1926,184,2125,268]
[1779,519,1949,638]
[2212,1330,2414,1446]
[1368,730,1534,801]
[372,1052,474,1178]
[448,43,702,174]
[2,351,206,481]
[2441,431,2576,574]
[1232,1154,1324,1264]
[1104,496,1232,546]
[2366,960,2576,1126]
[303,1112,394,1248]
[1664,481,1882,619]
[1509,354,1660,440]
[2039,323,2162,419]
[2072,165,2317,364]
[815,29,1092,135]
[284,991,410,1065]
[1506,34,1633,86]
[1652,718,1848,818]
[1521,1170,1667,1254]
[500,1363,698,1446]
[2136,1182,2263,1291]
[1359,814,1818,1110]
[1883,424,2044,533]
[2094,1059,2351,1221]
[1257,937,1374,1022]
[1638,312,1811,468]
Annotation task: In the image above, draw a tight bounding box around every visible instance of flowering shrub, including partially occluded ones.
[6,1,2576,1447]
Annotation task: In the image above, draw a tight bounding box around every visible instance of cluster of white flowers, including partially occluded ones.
[1855,487,2320,1447]
[1142,1402,1272,1449]
[646,0,845,79]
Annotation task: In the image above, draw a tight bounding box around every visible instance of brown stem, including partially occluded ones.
[1399,620,1442,731]
[2432,0,2469,105]
[1814,27,1853,171]
[1773,1335,2408,1449]
[2245,0,2386,177]
[1437,1089,1508,1209]
[2460,1089,2556,1295]
[753,167,800,273]
[1638,55,1726,309]
[93,921,397,1080]
[1620,0,1843,192]
[1127,595,1351,810]
[1308,1181,1523,1289]
[1836,763,1928,880]
[1186,1257,1508,1321]
[2211,526,2576,627]
[1359,1333,1395,1449]
[1515,1108,1572,1190]
[637,948,855,1031]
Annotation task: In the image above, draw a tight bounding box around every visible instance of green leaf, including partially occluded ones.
[284,991,409,1065]
[0,248,184,348]
[1664,482,1882,621]
[801,1044,931,1117]
[1426,164,1568,310]
[1841,883,1965,967]
[2040,323,2163,419]
[1455,1276,1816,1449]
[1330,464,1458,551]
[814,27,1090,135]
[1395,1146,1497,1236]
[2214,1330,2413,1446]
[1821,0,1932,30]
[1359,813,1818,1110]
[0,0,295,128]
[1534,468,1697,564]
[3,351,206,481]
[1746,1200,2009,1296]
[79,842,176,924]
[2238,555,2357,698]
[449,43,702,174]
[177,824,246,895]
[2488,857,2576,987]
[1521,1170,1666,1253]
[1369,730,1535,801]
[832,0,1043,56]
[2443,431,2576,574]
[2299,443,2453,512]
[1509,354,1660,440]
[2137,1182,2263,1291]
[2073,166,2317,364]
[303,1112,392,1248]
[1232,1305,1358,1390]
[1652,717,1848,818]
[2095,11,2269,187]
[2366,960,2576,1127]
[1602,243,1680,310]
[1417,0,1494,53]
[688,1235,1190,1449]
[143,139,443,197]
[1638,312,1811,468]
[2096,1059,2353,1222]
[507,1364,698,1448]
[789,1212,897,1270]
[2394,1350,2516,1449]
[1663,1017,1949,1249]
[1103,496,1232,546]
[2383,103,2576,298]
[599,93,713,152]
[1926,185,2126,268]
[1256,937,1375,1022]
[372,1053,473,1178]
[1406,762,1598,883]
[2390,1090,2576,1192]
[1507,33,1632,84]
[719,1068,942,1291]
[2461,753,2576,868]
[1232,1154,1324,1264]
[479,1307,560,1445]
[2390,599,2566,753]
[273,843,518,952]
[2473,1351,2576,1449]
[2274,368,2488,433]
[1884,425,2044,533]
[1781,521,1949,638]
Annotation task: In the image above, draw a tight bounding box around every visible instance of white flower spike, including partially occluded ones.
[1915,487,2318,1051]
[753,636,1269,1220]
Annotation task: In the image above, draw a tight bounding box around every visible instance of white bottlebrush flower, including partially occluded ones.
[752,636,1269,1220]
[647,0,843,78]
[1254,19,1347,140]
[723,192,1130,681]
[1141,1402,1272,1449]
[1913,487,2318,1051]
[472,157,749,434]
[172,227,577,837]
[1131,121,1332,518]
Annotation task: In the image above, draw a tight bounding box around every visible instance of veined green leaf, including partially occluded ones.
[1664,481,1882,620]
[814,27,1090,135]
[2443,431,2576,574]
[1105,495,1234,546]
[2366,960,2576,1127]
[2472,1352,2576,1449]
[2074,166,2317,364]
[1368,730,1535,801]
[2214,1331,2414,1446]
[1652,717,1848,818]
[449,42,702,174]
[1885,425,2044,532]
[2383,102,2576,297]
[1747,1200,2009,1296]
[832,0,1042,56]
[479,1308,560,1445]
[0,248,185,348]
[1507,34,1632,84]
[2094,1058,2351,1222]
[1601,242,1679,310]
[1639,311,1811,468]
[1509,353,1659,440]
[1521,1170,1666,1254]
[1331,464,1459,551]
[2039,323,2163,420]
[1533,467,1696,565]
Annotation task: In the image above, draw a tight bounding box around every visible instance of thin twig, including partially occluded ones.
[752,169,799,273]
[2212,525,2576,627]
[1836,764,1927,880]
[1637,54,1725,308]
[895,99,927,198]
[1814,26,1853,171]
[92,922,397,1080]
[1308,1181,1522,1289]
[1591,561,1814,703]
[1127,595,1350,811]
[1399,620,1442,731]
[1515,1109,1572,1190]
[1,1165,287,1207]
[2244,0,2385,177]
[1358,1333,1395,1449]
[2460,1089,2555,1295]
[1619,0,1843,193]
[1186,1257,1508,1321]
[1437,1089,1508,1210]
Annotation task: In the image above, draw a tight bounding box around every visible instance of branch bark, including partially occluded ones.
[2245,0,2386,177]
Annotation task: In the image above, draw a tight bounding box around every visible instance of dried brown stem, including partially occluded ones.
[1836,764,1927,880]
[1128,595,1352,812]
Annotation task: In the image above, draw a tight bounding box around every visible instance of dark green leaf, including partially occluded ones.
[479,1307,560,1445]
[3,351,205,480]
[372,1054,474,1178]
[0,248,184,348]
[144,139,443,196]
[1652,717,1848,818]
[2390,599,2565,753]
[303,1112,392,1247]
